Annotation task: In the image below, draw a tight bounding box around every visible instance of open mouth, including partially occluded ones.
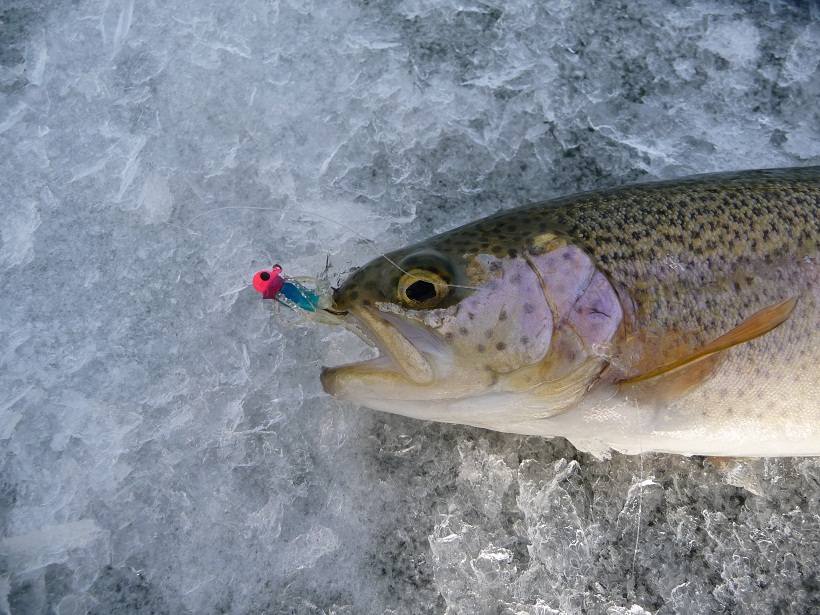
[348,306,435,384]
[320,305,450,395]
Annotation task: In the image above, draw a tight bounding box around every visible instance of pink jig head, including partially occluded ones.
[253,265,285,300]
[253,265,327,314]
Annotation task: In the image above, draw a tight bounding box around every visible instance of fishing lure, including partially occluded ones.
[253,265,337,325]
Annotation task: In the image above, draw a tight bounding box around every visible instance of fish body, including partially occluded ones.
[319,167,820,457]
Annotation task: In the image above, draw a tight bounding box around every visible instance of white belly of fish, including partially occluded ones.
[350,331,820,458]
[495,340,820,458]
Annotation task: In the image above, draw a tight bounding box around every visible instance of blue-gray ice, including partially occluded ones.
[1,0,819,613]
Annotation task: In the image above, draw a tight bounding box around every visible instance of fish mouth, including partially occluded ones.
[321,305,448,397]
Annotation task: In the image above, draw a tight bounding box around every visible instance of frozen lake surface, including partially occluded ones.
[1,0,819,612]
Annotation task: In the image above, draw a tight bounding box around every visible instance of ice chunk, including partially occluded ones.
[280,526,341,574]
[1,521,110,575]
[137,172,174,224]
[0,200,40,268]
[0,576,9,615]
[700,20,761,65]
[780,22,820,85]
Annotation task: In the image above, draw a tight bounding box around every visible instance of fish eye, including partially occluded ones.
[398,269,450,307]
[260,271,271,282]
[406,280,436,302]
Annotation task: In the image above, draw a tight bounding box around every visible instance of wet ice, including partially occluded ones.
[0,0,819,613]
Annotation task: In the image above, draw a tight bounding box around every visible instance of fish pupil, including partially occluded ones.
[260,271,271,281]
[406,280,437,303]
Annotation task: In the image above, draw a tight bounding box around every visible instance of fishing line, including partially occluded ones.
[188,205,410,273]
[184,205,502,297]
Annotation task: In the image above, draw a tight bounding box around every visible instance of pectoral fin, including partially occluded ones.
[621,296,798,400]
[528,356,607,417]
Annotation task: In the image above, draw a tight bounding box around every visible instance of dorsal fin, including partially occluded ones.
[620,297,798,400]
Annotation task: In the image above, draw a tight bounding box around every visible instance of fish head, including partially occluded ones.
[320,233,625,429]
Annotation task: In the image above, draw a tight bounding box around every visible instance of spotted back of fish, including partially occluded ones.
[396,167,820,339]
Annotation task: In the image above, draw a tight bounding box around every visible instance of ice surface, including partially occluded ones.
[0,0,818,613]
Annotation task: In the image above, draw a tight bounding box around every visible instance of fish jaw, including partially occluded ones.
[320,305,467,403]
[348,306,436,385]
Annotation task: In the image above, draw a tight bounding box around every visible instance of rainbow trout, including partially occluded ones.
[316,167,820,457]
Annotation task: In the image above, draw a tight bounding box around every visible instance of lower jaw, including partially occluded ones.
[320,358,485,405]
[347,306,436,385]
[320,356,408,399]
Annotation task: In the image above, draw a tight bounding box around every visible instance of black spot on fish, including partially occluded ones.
[523,303,535,314]
[459,327,469,335]
[445,332,454,340]
[467,312,475,320]
[521,335,530,345]
[507,248,517,258]
[477,344,486,353]
[496,342,506,351]
[499,309,507,321]
[485,330,493,339]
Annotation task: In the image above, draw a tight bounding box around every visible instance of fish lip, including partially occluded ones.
[325,305,437,387]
